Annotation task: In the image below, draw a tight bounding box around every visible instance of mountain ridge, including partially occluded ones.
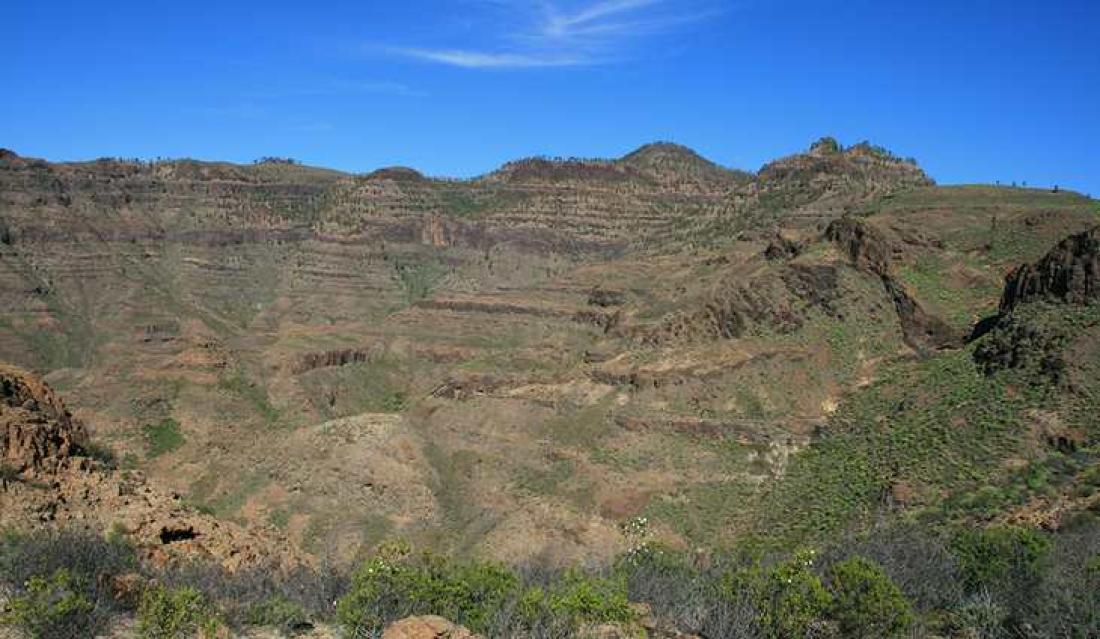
[0,136,1096,570]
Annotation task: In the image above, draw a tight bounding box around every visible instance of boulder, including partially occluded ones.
[381,616,480,639]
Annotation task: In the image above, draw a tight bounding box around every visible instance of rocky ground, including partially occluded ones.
[0,363,304,571]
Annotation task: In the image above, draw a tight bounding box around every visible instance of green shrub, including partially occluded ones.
[392,260,445,303]
[763,549,832,639]
[724,549,831,639]
[952,525,1050,592]
[543,570,635,625]
[950,590,1008,638]
[826,556,914,638]
[0,569,94,639]
[0,463,18,490]
[142,418,185,458]
[245,595,310,635]
[434,558,520,630]
[82,441,118,467]
[336,548,636,636]
[137,584,222,639]
[336,552,519,635]
[514,586,552,625]
[0,529,137,635]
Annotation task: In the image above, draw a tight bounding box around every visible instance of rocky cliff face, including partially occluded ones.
[1001,226,1100,312]
[973,225,1100,385]
[0,363,88,471]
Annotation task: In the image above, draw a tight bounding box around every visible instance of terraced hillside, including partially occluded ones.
[0,140,1096,564]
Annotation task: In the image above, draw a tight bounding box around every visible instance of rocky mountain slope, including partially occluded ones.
[0,139,1096,565]
[0,363,304,571]
[761,222,1100,544]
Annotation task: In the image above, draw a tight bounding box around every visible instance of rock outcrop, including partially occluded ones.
[750,138,934,222]
[0,363,88,471]
[0,363,304,571]
[1000,226,1100,312]
[973,226,1100,382]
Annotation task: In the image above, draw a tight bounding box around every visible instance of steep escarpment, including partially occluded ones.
[1000,226,1100,311]
[975,226,1100,384]
[825,216,958,351]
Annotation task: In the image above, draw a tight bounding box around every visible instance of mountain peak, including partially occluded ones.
[366,166,427,182]
[802,137,918,165]
[485,156,630,184]
[618,141,720,170]
[808,137,843,156]
[619,141,751,188]
[750,138,934,216]
[621,141,703,160]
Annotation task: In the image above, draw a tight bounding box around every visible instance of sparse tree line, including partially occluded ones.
[1,517,1097,638]
[810,137,919,165]
[75,156,303,167]
[253,157,301,166]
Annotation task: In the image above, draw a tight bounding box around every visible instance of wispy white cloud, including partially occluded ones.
[389,47,591,68]
[541,0,661,37]
[388,0,716,69]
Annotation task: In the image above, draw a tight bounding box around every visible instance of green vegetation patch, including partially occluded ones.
[392,258,446,303]
[1,569,94,639]
[138,584,223,639]
[218,369,282,426]
[297,357,415,420]
[142,418,185,458]
[756,349,1028,544]
[542,395,616,449]
[896,253,1000,329]
[646,479,759,545]
[758,301,1100,546]
[827,556,914,637]
[2,522,1098,638]
[336,544,634,637]
[515,458,575,496]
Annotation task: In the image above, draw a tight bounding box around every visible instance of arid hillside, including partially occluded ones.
[1,139,1097,566]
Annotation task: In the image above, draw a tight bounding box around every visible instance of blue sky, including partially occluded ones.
[4,0,1099,194]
